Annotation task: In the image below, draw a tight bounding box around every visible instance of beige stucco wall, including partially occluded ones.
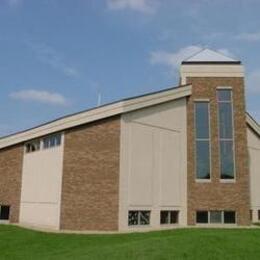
[119,98,187,231]
[19,135,64,229]
[248,127,260,222]
[180,64,245,84]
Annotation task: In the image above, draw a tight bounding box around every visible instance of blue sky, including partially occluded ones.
[1,0,260,136]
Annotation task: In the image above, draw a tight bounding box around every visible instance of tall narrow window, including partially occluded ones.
[195,102,211,179]
[217,89,235,179]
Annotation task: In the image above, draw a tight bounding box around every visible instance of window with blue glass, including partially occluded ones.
[195,102,211,179]
[217,89,235,179]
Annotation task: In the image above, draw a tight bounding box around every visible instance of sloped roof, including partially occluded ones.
[246,113,260,137]
[0,84,192,149]
[182,48,241,64]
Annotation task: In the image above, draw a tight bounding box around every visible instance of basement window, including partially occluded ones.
[128,211,150,226]
[25,140,40,153]
[160,211,179,224]
[43,134,61,149]
[196,211,208,224]
[224,211,236,224]
[196,210,236,224]
[210,211,222,224]
[0,205,10,220]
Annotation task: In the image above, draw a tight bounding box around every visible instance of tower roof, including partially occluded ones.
[182,48,241,64]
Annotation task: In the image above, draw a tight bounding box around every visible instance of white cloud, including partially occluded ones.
[9,89,69,106]
[107,0,158,13]
[247,69,260,94]
[235,32,260,42]
[150,45,202,70]
[217,48,236,59]
[150,46,235,75]
[25,40,79,78]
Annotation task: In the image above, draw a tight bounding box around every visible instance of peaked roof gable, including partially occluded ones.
[182,48,240,64]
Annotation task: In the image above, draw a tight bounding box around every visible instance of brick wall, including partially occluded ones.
[187,77,250,225]
[60,116,121,231]
[0,145,23,223]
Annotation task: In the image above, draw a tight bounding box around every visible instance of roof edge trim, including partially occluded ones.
[181,61,241,65]
[0,84,192,149]
[246,113,260,137]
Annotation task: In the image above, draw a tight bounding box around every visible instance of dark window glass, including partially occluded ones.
[25,140,40,153]
[196,211,208,223]
[220,141,234,179]
[160,211,169,224]
[128,211,138,226]
[196,141,210,179]
[0,205,10,220]
[219,103,233,139]
[217,89,235,180]
[195,102,211,180]
[140,211,150,225]
[128,211,150,226]
[160,211,179,224]
[218,90,232,101]
[170,211,179,224]
[195,102,209,139]
[258,210,260,221]
[43,134,61,149]
[210,211,222,223]
[224,211,236,224]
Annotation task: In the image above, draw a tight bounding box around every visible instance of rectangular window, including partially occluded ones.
[160,211,179,224]
[196,210,236,224]
[25,140,40,153]
[210,211,222,224]
[0,205,10,220]
[195,102,211,179]
[258,210,260,221]
[128,211,150,226]
[43,134,61,149]
[196,211,208,223]
[224,211,236,224]
[217,89,235,179]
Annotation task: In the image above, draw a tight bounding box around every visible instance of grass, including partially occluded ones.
[1,225,260,259]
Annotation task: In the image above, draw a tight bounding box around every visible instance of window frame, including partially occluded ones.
[223,211,236,224]
[0,205,10,221]
[217,87,236,181]
[24,139,41,154]
[24,132,63,154]
[43,133,62,150]
[210,211,222,224]
[128,210,151,227]
[196,211,209,224]
[160,210,179,225]
[194,100,212,181]
[196,210,236,225]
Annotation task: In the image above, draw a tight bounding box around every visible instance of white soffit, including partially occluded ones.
[0,85,192,149]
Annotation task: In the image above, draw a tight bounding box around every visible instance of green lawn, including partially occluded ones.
[1,225,260,259]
